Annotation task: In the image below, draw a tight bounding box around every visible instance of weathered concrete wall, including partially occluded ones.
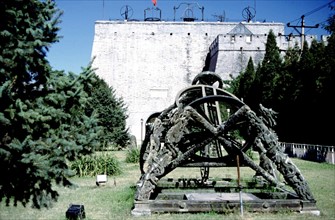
[209,25,318,79]
[90,21,312,144]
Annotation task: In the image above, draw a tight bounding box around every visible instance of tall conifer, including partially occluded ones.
[231,8,335,145]
[85,75,129,150]
[233,57,256,107]
[257,30,283,108]
[0,0,102,208]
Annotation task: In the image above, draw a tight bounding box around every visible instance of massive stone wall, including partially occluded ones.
[208,23,318,79]
[90,20,313,143]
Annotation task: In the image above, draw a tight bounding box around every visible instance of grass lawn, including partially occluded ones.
[0,151,334,220]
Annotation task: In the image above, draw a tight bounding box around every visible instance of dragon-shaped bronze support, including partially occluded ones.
[135,71,315,203]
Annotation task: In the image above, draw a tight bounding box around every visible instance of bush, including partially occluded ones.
[125,148,140,163]
[71,153,121,177]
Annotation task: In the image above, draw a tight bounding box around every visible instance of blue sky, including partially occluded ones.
[47,0,334,74]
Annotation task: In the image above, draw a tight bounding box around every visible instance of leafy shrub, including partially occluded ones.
[71,153,121,177]
[125,148,140,163]
[246,148,255,160]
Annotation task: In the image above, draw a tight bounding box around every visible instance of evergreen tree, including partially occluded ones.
[324,4,335,34]
[291,39,329,144]
[314,4,335,145]
[257,29,283,109]
[298,41,317,103]
[275,43,301,141]
[85,75,129,150]
[226,75,239,95]
[249,62,263,109]
[230,8,335,145]
[233,57,256,106]
[279,43,300,103]
[320,3,335,105]
[0,0,102,208]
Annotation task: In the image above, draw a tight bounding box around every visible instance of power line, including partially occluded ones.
[286,0,334,48]
[287,16,319,49]
[288,0,335,24]
[304,0,334,17]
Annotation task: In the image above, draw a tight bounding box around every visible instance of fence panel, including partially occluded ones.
[279,142,335,164]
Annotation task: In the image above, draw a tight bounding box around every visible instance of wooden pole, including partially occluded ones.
[236,154,243,216]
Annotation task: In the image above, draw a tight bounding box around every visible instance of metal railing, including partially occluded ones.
[279,142,335,164]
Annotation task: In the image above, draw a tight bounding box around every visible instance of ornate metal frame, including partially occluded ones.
[133,71,318,215]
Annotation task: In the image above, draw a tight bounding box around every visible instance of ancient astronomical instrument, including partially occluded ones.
[133,71,318,215]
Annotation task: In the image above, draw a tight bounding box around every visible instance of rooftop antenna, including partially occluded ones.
[173,2,204,22]
[120,5,133,20]
[242,6,256,22]
[213,10,226,22]
[144,7,162,21]
[102,0,105,20]
[254,0,257,21]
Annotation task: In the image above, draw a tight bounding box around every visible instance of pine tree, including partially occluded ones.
[274,43,301,141]
[320,3,335,107]
[313,5,335,145]
[230,9,335,145]
[0,0,102,208]
[233,57,256,106]
[242,57,256,104]
[257,29,283,109]
[85,75,130,150]
[279,42,300,103]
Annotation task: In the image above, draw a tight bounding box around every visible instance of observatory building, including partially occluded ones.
[91,4,320,144]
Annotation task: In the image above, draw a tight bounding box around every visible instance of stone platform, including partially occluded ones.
[131,178,320,216]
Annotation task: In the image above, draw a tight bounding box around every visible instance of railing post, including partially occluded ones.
[279,142,334,164]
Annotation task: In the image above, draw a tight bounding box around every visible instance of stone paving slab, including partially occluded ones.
[185,192,261,201]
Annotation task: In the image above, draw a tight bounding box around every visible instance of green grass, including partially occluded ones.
[0,151,334,220]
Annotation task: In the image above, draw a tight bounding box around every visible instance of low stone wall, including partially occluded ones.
[280,142,335,164]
